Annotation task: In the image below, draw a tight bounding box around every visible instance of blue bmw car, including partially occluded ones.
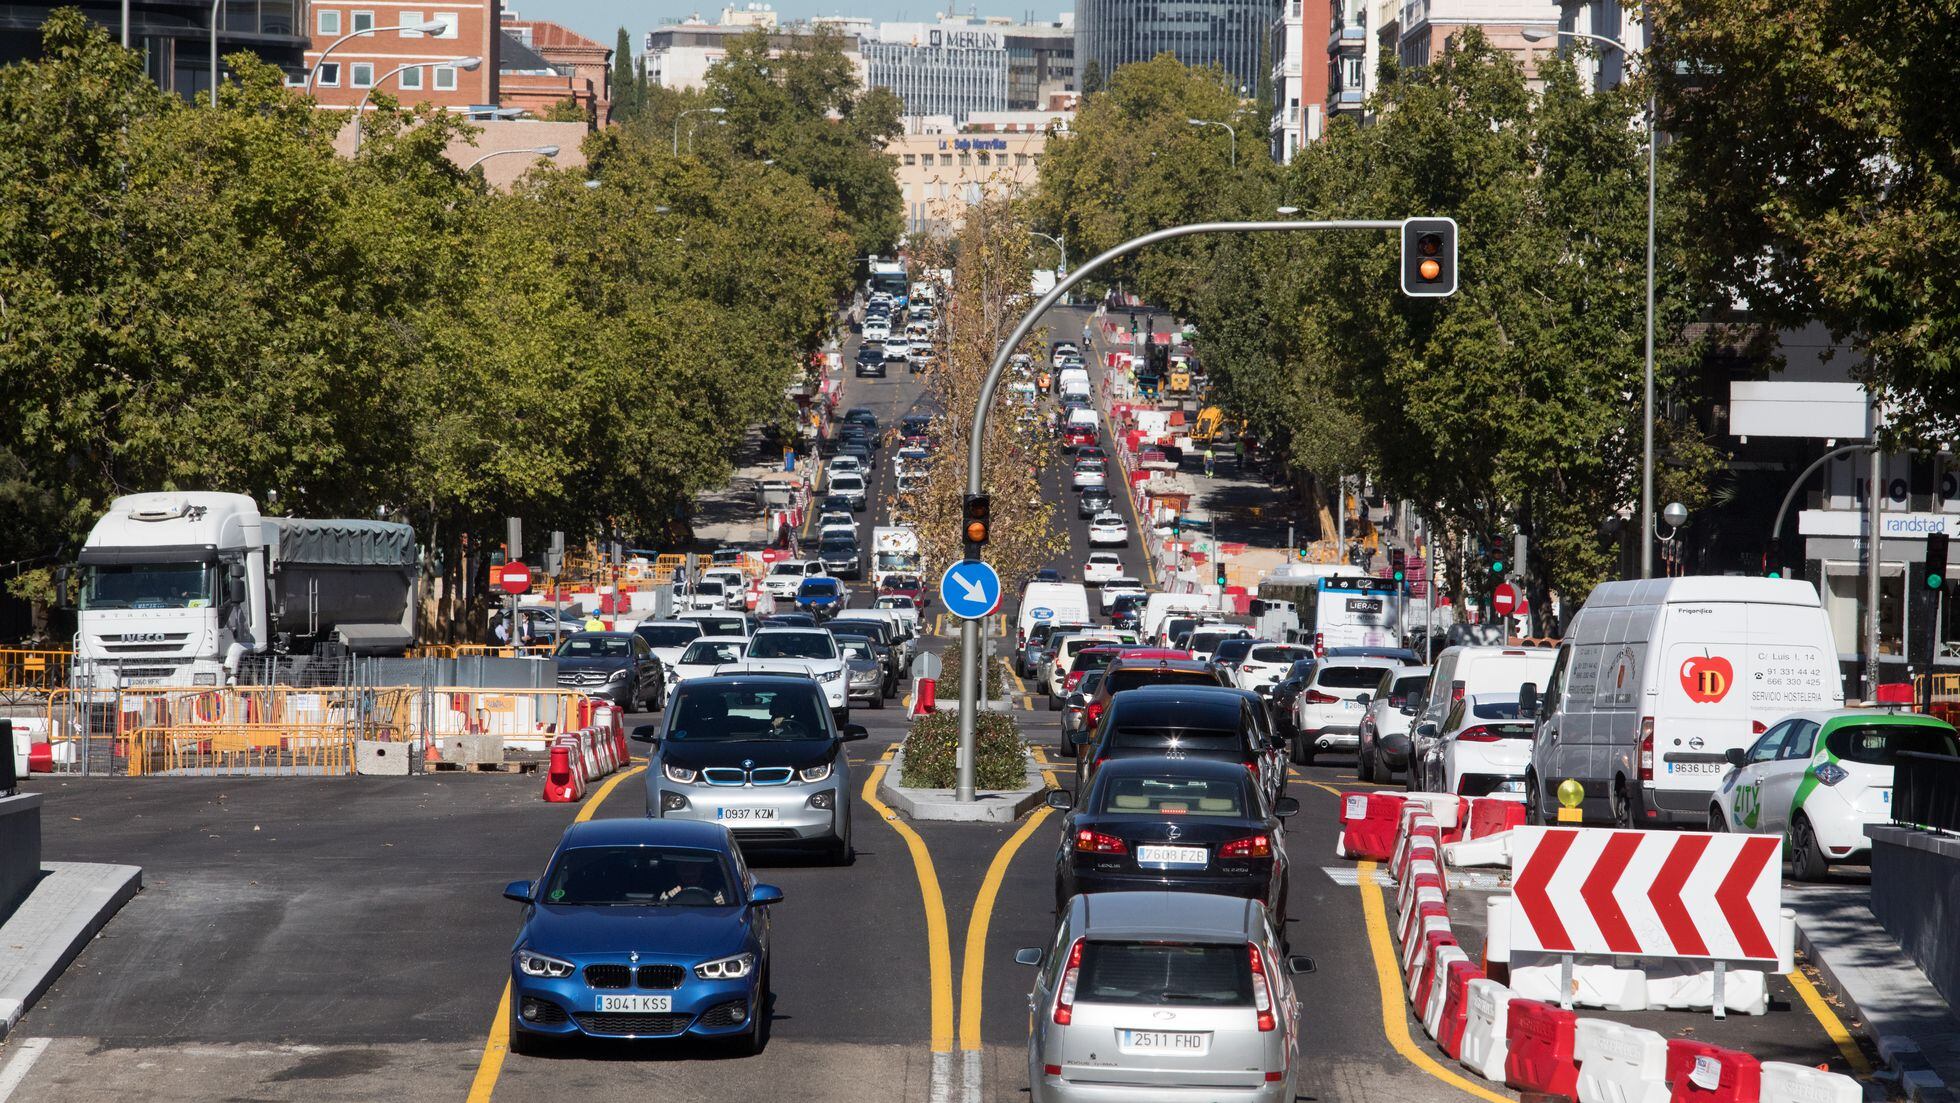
[502,819,783,1054]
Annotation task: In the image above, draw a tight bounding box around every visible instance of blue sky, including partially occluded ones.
[529,1,1057,46]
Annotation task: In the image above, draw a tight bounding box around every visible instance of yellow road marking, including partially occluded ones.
[465,764,647,1102]
[957,749,1061,1050]
[863,749,957,1053]
[1788,966,1872,1075]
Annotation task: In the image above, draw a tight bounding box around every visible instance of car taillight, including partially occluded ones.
[1302,690,1338,704]
[1248,943,1275,1031]
[1456,726,1502,743]
[1638,717,1655,782]
[1220,833,1271,858]
[1054,938,1084,1024]
[1312,632,1325,657]
[1065,671,1084,690]
[1085,701,1105,726]
[1075,829,1127,853]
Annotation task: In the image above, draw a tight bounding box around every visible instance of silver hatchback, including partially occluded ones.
[1017,891,1312,1103]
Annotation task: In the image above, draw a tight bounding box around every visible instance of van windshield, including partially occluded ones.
[1076,942,1252,1007]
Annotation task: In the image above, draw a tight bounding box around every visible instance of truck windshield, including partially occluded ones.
[82,563,214,610]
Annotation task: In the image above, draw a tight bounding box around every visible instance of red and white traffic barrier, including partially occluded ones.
[1576,1019,1672,1103]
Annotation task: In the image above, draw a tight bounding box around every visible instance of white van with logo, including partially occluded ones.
[1018,582,1092,645]
[1526,577,1843,828]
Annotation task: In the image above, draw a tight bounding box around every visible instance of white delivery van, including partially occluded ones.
[1526,576,1843,828]
[1141,592,1219,645]
[1412,645,1557,779]
[1057,367,1091,400]
[1018,581,1093,644]
[1065,406,1099,433]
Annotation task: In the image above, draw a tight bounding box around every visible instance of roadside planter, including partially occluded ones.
[878,710,1046,823]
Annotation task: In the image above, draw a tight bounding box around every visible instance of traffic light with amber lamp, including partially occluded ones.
[961,494,991,559]
[1400,217,1458,298]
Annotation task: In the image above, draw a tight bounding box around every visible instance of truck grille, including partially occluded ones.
[95,633,191,654]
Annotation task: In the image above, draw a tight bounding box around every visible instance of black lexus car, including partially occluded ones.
[1046,756,1296,923]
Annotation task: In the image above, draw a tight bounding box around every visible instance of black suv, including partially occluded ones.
[855,346,887,377]
[553,631,665,711]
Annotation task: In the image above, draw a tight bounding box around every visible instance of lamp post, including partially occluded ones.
[304,20,449,97]
[673,106,728,156]
[352,56,481,151]
[1523,25,1657,579]
[1186,117,1237,168]
[463,145,560,173]
[209,0,221,107]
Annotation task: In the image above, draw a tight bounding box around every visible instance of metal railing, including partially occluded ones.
[1,648,71,694]
[1892,751,1960,835]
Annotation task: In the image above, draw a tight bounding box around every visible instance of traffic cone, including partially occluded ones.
[543,744,580,802]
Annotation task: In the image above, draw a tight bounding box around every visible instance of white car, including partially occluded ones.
[1086,511,1129,546]
[1289,657,1401,765]
[1711,707,1959,879]
[1070,460,1107,491]
[827,471,868,511]
[762,559,826,599]
[1082,552,1123,585]
[632,620,705,681]
[685,579,733,611]
[1050,342,1079,367]
[1413,693,1535,799]
[723,628,851,716]
[819,519,857,540]
[893,447,929,477]
[1099,577,1145,611]
[863,317,891,342]
[1235,642,1315,693]
[665,635,749,704]
[1357,665,1430,782]
[883,338,913,362]
[815,510,854,532]
[828,455,864,477]
[1184,626,1249,664]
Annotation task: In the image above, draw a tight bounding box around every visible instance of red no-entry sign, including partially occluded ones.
[498,561,533,595]
[1492,582,1518,616]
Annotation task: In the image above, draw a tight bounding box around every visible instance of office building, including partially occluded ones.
[1269,0,1330,160]
[863,22,1009,123]
[1003,19,1074,111]
[304,0,500,111]
[0,0,310,101]
[1074,0,1268,95]
[1329,0,1558,121]
[1551,0,1647,92]
[889,112,1067,234]
[642,10,865,91]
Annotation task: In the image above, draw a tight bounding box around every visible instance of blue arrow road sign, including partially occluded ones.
[940,560,1002,620]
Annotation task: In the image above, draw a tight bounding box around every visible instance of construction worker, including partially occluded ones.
[1204,447,1216,478]
[582,611,605,631]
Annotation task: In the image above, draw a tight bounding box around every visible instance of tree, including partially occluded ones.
[610,28,639,121]
[1650,0,1960,439]
[1079,59,1103,96]
[539,96,588,123]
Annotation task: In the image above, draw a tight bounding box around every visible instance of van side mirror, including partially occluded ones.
[1414,721,1439,739]
[1518,683,1539,718]
[1286,954,1317,975]
[53,565,75,611]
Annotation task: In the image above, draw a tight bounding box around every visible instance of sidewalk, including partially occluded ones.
[0,861,143,1041]
[1788,883,1960,1102]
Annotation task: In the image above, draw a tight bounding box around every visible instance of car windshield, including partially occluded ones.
[540,845,734,907]
[1188,630,1241,652]
[1097,774,1249,816]
[1471,699,1526,720]
[1105,669,1219,692]
[679,641,743,665]
[1213,639,1258,662]
[747,632,836,660]
[669,685,829,741]
[82,562,214,610]
[557,635,633,658]
[770,564,805,576]
[1316,664,1389,689]
[797,581,840,597]
[687,616,746,636]
[1249,646,1311,664]
[1826,723,1960,765]
[637,625,702,648]
[1075,942,1252,1007]
[1106,727,1243,754]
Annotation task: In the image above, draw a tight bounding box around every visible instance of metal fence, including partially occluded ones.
[1892,751,1960,835]
[0,648,70,698]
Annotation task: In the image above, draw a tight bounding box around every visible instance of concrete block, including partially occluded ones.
[1642,961,1769,1016]
[1904,1069,1949,1103]
[0,794,43,922]
[442,735,504,766]
[1509,954,1650,1011]
[1576,1018,1671,1103]
[355,740,411,777]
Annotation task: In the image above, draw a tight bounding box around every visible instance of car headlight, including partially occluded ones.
[798,761,833,783]
[817,668,843,682]
[694,952,756,980]
[516,949,577,978]
[606,668,631,682]
[664,763,699,784]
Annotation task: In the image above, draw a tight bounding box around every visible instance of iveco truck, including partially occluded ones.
[70,492,418,689]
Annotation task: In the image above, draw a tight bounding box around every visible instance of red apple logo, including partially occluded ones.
[1680,654,1734,703]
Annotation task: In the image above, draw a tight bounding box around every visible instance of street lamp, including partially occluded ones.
[673,106,728,156]
[463,145,560,173]
[351,56,481,151]
[1186,117,1237,168]
[304,20,449,97]
[1523,24,1658,579]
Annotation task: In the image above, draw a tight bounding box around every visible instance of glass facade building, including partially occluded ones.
[1074,0,1267,94]
[862,30,1009,123]
[0,0,310,101]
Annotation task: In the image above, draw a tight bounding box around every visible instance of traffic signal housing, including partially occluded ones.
[1389,547,1407,585]
[961,493,991,558]
[1400,217,1458,298]
[1925,531,1949,590]
[1907,532,1949,666]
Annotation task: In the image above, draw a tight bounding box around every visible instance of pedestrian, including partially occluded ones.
[1203,447,1216,478]
[490,617,509,646]
[582,611,604,631]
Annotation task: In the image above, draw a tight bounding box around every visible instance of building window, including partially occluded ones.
[903,153,916,165]
[1015,153,1028,165]
[977,151,990,165]
[434,11,459,39]
[400,10,425,37]
[399,66,422,90]
[316,61,340,86]
[316,8,340,35]
[351,62,373,87]
[434,66,457,90]
[1345,57,1364,88]
[351,10,373,32]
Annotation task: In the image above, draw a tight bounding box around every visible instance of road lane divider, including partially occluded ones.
[466,763,646,1102]
[861,748,956,1060]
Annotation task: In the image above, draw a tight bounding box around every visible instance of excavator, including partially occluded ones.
[1190,407,1225,445]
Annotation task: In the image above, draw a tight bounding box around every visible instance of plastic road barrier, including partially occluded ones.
[1437,960,1485,1059]
[1575,1019,1672,1103]
[1461,978,1516,1082]
[1397,833,1441,882]
[1338,790,1407,860]
[1505,998,1581,1099]
[1400,897,1450,947]
[543,740,585,802]
[1399,866,1447,916]
[1403,913,1453,976]
[1664,1040,1760,1103]
[1407,929,1460,1008]
[1465,797,1527,840]
[1446,828,1517,870]
[1423,945,1469,1032]
[1758,1063,1858,1103]
[1393,812,1442,872]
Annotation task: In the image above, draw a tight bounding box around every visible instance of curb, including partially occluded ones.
[0,862,143,1042]
[875,748,1048,823]
[1796,918,1955,1103]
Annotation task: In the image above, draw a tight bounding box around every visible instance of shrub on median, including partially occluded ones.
[900,709,1027,790]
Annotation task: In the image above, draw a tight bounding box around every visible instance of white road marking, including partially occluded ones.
[929,1050,955,1103]
[1322,866,1394,887]
[961,1049,982,1103]
[0,1037,51,1103]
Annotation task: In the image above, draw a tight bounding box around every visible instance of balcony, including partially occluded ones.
[1329,87,1364,111]
[1326,22,1367,53]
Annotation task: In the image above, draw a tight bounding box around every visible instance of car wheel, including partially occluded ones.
[1612,779,1634,829]
[827,836,854,866]
[731,968,769,1056]
[1288,736,1311,766]
[1048,695,1060,712]
[1358,745,1377,784]
[1789,814,1831,882]
[1708,807,1728,832]
[1525,772,1544,825]
[870,692,884,710]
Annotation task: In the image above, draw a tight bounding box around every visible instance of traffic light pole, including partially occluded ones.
[956,218,1405,801]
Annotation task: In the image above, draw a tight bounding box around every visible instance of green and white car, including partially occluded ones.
[1711,708,1959,880]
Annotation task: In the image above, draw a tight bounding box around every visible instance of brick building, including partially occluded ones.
[303,0,500,111]
[500,14,611,123]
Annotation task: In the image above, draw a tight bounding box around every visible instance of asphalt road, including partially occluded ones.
[0,307,1869,1103]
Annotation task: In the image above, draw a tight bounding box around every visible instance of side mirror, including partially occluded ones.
[749,884,785,907]
[1355,692,1372,706]
[1069,728,1096,746]
[1415,722,1439,739]
[1255,684,1272,696]
[1286,954,1317,975]
[1274,796,1300,818]
[503,879,534,904]
[1724,747,1747,768]
[53,565,75,611]
[1014,947,1044,967]
[1518,682,1539,718]
[1044,788,1074,810]
[1267,734,1288,751]
[1066,693,1086,708]
[841,724,870,742]
[630,724,661,743]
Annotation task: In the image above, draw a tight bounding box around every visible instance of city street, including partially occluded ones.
[0,319,1868,1103]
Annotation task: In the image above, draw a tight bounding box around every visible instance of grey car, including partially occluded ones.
[836,636,889,709]
[1018,891,1312,1103]
[635,675,867,863]
[552,631,663,710]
